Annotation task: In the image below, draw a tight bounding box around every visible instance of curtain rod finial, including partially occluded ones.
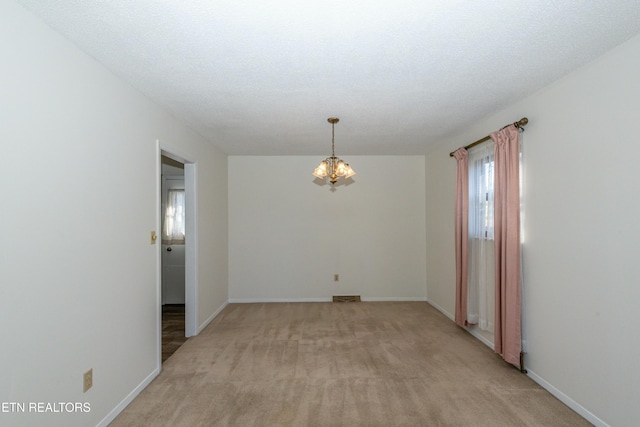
[449,117,529,158]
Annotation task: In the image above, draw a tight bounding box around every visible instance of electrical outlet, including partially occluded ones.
[83,369,93,393]
[334,274,339,282]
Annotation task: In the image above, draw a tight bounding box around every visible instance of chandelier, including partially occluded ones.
[312,117,356,184]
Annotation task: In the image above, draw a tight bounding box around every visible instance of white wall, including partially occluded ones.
[425,34,640,427]
[229,156,426,301]
[0,2,228,426]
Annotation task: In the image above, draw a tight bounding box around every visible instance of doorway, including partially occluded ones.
[157,144,198,368]
[161,156,186,362]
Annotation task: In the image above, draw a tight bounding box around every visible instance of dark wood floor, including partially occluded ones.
[162,304,187,363]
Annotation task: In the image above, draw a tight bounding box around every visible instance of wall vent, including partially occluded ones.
[332,295,361,302]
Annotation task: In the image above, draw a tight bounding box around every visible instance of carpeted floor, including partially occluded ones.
[112,302,590,426]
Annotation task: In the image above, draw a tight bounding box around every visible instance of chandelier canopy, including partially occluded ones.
[313,117,355,185]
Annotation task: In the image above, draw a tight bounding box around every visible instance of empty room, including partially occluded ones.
[2,1,639,426]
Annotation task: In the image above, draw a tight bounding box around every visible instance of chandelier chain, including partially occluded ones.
[312,117,355,185]
[331,121,336,158]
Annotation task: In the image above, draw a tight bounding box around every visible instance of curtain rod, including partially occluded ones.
[449,117,528,157]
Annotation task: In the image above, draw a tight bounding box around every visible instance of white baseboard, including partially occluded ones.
[99,302,229,426]
[97,368,159,427]
[428,298,607,426]
[464,327,494,349]
[526,370,609,427]
[197,300,228,334]
[426,300,455,321]
[427,301,495,349]
[228,297,332,303]
[427,300,603,425]
[228,297,427,303]
[361,297,427,302]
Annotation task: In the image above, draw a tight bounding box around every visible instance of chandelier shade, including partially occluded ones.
[313,118,355,184]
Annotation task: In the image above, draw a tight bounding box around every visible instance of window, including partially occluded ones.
[469,148,494,240]
[162,189,185,245]
[467,143,495,331]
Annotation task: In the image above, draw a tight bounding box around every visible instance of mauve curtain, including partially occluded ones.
[453,148,469,327]
[491,125,521,368]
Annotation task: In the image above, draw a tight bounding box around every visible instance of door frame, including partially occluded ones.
[156,140,198,369]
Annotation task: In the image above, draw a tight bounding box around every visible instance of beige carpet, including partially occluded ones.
[111,302,590,426]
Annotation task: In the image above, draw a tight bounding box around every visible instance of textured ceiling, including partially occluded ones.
[16,0,640,155]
